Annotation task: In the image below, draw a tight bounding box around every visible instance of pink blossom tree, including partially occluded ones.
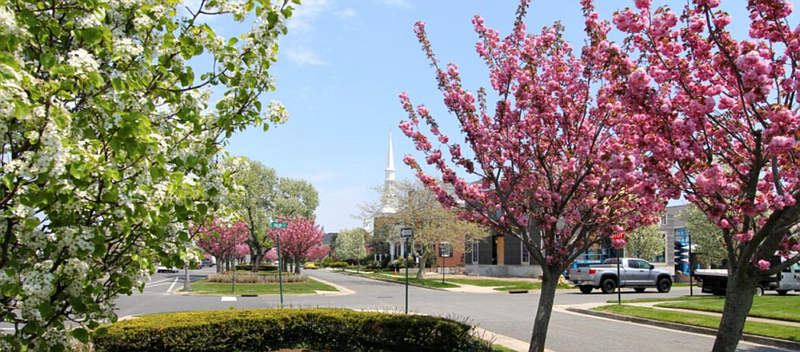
[307,245,331,262]
[399,1,665,351]
[613,1,800,350]
[195,219,249,272]
[269,216,325,274]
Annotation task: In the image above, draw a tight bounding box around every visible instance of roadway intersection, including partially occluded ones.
[112,268,792,352]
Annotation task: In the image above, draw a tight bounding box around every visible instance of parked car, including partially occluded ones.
[155,264,180,273]
[202,257,216,267]
[568,258,673,294]
[695,257,800,296]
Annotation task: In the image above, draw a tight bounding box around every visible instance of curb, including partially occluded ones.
[565,307,800,351]
[341,272,448,291]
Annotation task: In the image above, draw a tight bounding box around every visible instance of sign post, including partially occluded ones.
[271,222,287,307]
[400,227,413,314]
[439,242,451,284]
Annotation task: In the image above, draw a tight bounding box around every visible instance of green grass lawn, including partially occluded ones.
[656,296,800,323]
[606,296,723,304]
[593,305,800,342]
[354,272,459,289]
[189,278,337,295]
[491,344,517,352]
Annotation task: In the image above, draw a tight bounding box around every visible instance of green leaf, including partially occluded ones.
[88,71,104,87]
[82,28,104,45]
[71,328,90,343]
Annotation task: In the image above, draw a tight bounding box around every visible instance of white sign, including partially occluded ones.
[400,227,413,238]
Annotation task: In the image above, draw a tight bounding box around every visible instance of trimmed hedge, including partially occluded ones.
[234,264,279,271]
[329,261,349,268]
[93,309,491,352]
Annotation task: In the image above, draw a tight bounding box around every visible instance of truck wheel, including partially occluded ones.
[579,286,593,294]
[777,290,788,296]
[657,278,672,293]
[634,288,646,293]
[601,278,617,294]
[754,286,764,296]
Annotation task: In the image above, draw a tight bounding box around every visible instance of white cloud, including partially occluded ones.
[285,47,330,66]
[286,0,331,33]
[334,8,358,20]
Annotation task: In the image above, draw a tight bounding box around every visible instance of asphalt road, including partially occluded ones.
[112,268,793,352]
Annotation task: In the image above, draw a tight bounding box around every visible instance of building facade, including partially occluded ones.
[462,204,690,278]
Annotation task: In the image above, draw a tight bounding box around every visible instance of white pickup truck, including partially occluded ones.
[695,260,800,296]
[568,258,673,294]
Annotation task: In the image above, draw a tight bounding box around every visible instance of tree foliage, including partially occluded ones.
[398,2,664,350]
[0,0,295,349]
[615,0,800,350]
[334,228,368,262]
[682,205,727,266]
[195,219,249,270]
[625,225,664,262]
[269,216,324,274]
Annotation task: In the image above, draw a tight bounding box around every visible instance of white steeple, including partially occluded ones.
[385,132,395,181]
[380,132,398,214]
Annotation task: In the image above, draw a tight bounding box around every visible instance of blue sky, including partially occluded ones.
[220,0,777,233]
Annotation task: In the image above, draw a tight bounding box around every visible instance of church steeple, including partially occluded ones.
[380,132,398,214]
[385,132,395,182]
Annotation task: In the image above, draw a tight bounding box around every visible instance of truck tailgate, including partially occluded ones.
[569,267,593,281]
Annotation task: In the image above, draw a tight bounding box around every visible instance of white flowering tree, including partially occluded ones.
[0,0,294,350]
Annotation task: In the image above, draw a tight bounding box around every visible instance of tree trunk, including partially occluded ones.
[711,270,756,352]
[528,268,560,352]
[294,258,301,274]
[415,251,430,280]
[252,252,262,273]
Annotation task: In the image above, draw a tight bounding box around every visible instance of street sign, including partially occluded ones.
[400,227,413,238]
[439,242,452,258]
[270,222,287,229]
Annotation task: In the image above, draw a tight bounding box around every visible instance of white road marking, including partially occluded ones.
[166,278,178,293]
[221,296,237,302]
[144,279,171,287]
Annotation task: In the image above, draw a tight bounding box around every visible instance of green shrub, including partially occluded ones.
[93,309,491,352]
[321,257,334,268]
[234,264,278,272]
[329,261,349,268]
[365,261,382,271]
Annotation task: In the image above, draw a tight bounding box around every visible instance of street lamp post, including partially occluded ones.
[271,221,288,308]
[400,227,413,314]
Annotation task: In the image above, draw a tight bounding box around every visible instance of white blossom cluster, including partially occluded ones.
[67,49,99,77]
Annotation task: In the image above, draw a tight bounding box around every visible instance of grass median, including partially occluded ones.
[444,278,573,291]
[606,296,723,304]
[656,296,800,323]
[188,278,337,295]
[593,305,800,342]
[349,272,460,289]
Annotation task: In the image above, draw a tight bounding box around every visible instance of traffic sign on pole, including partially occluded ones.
[400,227,413,238]
[271,222,287,229]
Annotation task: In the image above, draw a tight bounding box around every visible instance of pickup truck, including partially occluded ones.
[695,258,800,296]
[568,258,673,294]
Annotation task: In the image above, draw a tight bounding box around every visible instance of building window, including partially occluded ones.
[661,214,668,225]
[472,240,479,263]
[521,242,529,263]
